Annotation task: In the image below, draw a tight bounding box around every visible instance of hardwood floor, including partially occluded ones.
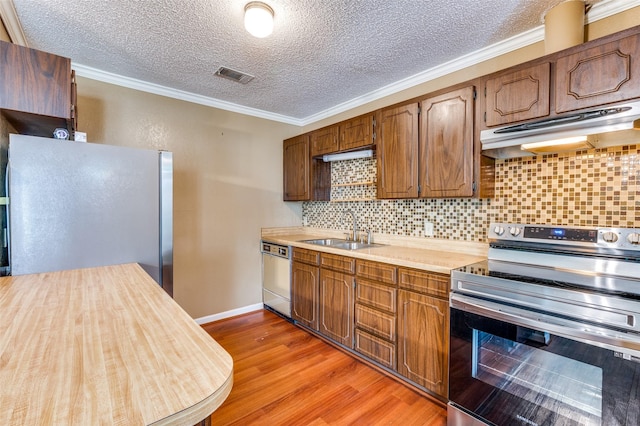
[202,309,447,425]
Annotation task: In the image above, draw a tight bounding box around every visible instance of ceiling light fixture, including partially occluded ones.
[244,2,274,38]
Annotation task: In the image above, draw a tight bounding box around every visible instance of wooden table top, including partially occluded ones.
[0,263,233,425]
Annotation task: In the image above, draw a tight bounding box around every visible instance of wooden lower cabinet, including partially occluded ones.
[291,252,450,399]
[397,289,449,398]
[319,268,355,348]
[291,260,320,331]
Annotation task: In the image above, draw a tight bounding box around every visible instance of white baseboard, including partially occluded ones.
[194,303,264,325]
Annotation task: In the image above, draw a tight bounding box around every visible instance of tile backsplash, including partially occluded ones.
[302,145,640,242]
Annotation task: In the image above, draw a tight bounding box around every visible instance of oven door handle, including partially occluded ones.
[451,292,640,358]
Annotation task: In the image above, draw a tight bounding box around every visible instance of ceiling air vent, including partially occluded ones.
[215,66,255,84]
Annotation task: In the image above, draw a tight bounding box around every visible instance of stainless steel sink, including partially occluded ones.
[331,241,380,250]
[301,238,383,251]
[301,238,347,246]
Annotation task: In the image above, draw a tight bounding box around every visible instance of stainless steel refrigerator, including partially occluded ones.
[6,134,173,295]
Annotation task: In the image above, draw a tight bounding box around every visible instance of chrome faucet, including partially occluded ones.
[343,210,357,241]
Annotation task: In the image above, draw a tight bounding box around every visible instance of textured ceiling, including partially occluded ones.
[5,0,624,124]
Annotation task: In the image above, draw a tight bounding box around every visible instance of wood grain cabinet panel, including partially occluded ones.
[355,260,397,285]
[556,33,640,113]
[355,304,396,341]
[0,40,75,136]
[397,289,449,398]
[310,125,340,156]
[283,135,311,201]
[319,268,354,348]
[354,329,396,370]
[398,268,449,299]
[340,114,375,151]
[0,40,71,119]
[291,260,320,331]
[292,247,320,265]
[419,86,475,198]
[377,103,419,199]
[355,278,397,313]
[320,253,356,274]
[283,135,330,201]
[485,62,551,126]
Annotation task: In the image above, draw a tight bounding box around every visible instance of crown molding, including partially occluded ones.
[0,0,27,45]
[72,63,304,126]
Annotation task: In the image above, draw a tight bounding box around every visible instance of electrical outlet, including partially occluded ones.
[424,221,434,237]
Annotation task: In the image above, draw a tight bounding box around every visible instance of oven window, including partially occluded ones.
[473,329,603,424]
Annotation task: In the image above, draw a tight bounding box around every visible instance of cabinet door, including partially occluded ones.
[0,40,72,120]
[556,33,640,113]
[310,125,340,156]
[485,62,550,126]
[340,114,374,151]
[291,261,319,330]
[319,268,354,348]
[377,103,419,199]
[419,86,474,198]
[283,135,310,201]
[397,289,449,398]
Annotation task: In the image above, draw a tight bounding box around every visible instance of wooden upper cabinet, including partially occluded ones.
[485,62,551,126]
[310,113,375,157]
[556,32,640,113]
[340,114,375,151]
[310,125,340,157]
[377,103,419,199]
[0,40,74,136]
[419,86,475,198]
[283,135,311,201]
[284,135,330,201]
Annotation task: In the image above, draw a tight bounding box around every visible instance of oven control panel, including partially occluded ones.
[489,223,640,250]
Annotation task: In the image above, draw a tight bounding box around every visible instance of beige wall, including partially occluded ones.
[304,6,640,132]
[76,77,302,318]
[0,19,10,42]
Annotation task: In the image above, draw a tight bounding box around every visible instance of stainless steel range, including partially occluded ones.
[448,223,640,426]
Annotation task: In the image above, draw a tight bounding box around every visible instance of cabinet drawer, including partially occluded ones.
[355,304,396,341]
[292,248,319,266]
[356,278,397,313]
[320,253,356,274]
[398,268,449,298]
[356,260,397,284]
[354,329,396,370]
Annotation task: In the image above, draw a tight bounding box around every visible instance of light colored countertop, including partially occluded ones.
[0,263,233,426]
[262,227,488,274]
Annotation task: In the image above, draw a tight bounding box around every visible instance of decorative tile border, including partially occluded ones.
[302,145,640,242]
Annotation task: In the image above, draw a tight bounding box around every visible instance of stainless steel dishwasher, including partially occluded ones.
[261,241,291,318]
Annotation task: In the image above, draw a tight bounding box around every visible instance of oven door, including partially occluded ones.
[449,294,640,426]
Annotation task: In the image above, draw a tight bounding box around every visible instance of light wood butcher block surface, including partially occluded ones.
[262,227,488,274]
[0,263,233,426]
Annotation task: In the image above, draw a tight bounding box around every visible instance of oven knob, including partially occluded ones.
[509,227,522,237]
[493,226,505,236]
[602,231,618,243]
[628,233,640,245]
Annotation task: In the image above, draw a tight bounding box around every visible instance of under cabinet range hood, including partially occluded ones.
[481,101,640,158]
